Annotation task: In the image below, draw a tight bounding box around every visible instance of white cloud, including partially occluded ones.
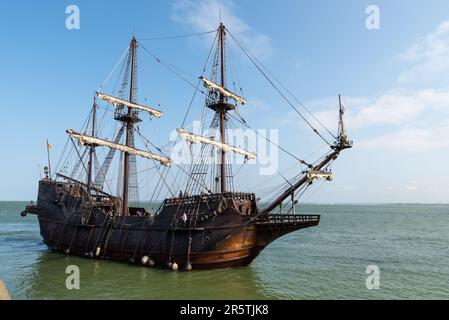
[403,177,449,202]
[309,89,449,130]
[384,178,449,202]
[283,88,449,152]
[279,20,449,148]
[338,185,358,191]
[171,0,272,59]
[358,124,449,152]
[398,20,449,84]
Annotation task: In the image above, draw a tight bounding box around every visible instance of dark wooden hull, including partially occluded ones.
[26,180,320,270]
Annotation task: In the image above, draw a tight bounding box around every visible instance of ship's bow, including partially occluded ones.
[254,214,320,248]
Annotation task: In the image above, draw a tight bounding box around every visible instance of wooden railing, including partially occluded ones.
[23,205,43,215]
[257,214,320,225]
[164,192,255,207]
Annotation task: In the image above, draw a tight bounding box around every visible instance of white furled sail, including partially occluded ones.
[177,128,256,160]
[66,129,171,166]
[200,76,246,105]
[96,92,163,118]
[307,170,333,182]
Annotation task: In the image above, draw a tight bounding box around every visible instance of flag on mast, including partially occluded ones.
[46,139,52,179]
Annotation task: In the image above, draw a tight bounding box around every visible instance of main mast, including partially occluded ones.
[218,23,227,193]
[122,37,137,215]
[197,23,247,193]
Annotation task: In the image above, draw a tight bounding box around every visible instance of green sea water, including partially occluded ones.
[1,201,449,300]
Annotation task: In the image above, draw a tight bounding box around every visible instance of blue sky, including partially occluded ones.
[1,0,449,203]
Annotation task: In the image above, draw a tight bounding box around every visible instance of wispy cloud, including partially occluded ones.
[398,20,449,85]
[359,122,449,152]
[171,0,273,59]
[289,88,449,152]
[385,177,449,202]
[345,89,449,129]
[275,20,449,154]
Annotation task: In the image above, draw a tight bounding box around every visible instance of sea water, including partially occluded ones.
[1,202,448,299]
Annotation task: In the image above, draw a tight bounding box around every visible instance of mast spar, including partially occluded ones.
[218,23,227,193]
[87,96,97,192]
[123,37,137,215]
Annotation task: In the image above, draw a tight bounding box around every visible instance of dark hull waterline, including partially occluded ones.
[24,180,320,270]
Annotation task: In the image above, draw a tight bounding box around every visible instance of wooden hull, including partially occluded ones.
[26,180,320,270]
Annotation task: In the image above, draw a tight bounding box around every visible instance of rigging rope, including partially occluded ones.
[226,29,333,146]
[228,35,337,141]
[227,112,312,168]
[97,45,130,92]
[134,127,211,195]
[139,29,217,41]
[137,42,207,95]
[148,31,219,194]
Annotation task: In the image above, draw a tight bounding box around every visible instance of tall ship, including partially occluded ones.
[22,24,352,270]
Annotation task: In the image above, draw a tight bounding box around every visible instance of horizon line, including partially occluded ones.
[1,200,448,206]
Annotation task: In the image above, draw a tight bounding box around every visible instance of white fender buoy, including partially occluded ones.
[141,255,149,265]
[148,258,155,266]
[95,246,101,257]
[172,262,179,271]
[64,248,70,254]
[185,262,192,271]
[88,251,94,258]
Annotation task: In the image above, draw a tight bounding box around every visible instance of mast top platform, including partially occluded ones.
[114,112,142,123]
[207,102,235,112]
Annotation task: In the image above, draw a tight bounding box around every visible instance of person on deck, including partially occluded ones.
[181,212,188,226]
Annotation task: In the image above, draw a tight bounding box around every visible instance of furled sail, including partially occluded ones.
[66,129,171,166]
[200,76,246,105]
[96,92,163,118]
[177,128,256,159]
[307,170,333,182]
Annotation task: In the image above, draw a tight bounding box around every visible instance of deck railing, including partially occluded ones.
[257,214,320,225]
